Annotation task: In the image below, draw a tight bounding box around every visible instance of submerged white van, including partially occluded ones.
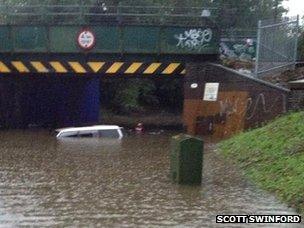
[56,125,124,139]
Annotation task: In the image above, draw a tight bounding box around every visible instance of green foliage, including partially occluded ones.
[101,78,183,114]
[113,79,158,113]
[101,79,154,114]
[216,0,287,28]
[219,112,304,215]
[1,0,289,29]
[156,78,183,112]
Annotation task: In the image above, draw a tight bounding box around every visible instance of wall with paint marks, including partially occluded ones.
[175,28,213,51]
[220,38,256,62]
[183,63,289,139]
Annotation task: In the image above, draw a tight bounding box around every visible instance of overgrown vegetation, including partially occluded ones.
[4,0,287,28]
[219,112,304,214]
[101,78,184,114]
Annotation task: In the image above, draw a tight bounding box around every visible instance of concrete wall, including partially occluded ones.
[183,63,289,139]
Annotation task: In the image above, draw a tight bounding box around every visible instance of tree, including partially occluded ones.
[213,0,288,29]
[101,79,159,114]
[2,0,288,24]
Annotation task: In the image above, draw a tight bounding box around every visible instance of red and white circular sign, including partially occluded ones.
[77,29,95,50]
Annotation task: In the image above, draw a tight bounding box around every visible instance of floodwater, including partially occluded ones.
[0,130,301,227]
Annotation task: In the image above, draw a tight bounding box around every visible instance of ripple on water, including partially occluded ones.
[0,131,302,227]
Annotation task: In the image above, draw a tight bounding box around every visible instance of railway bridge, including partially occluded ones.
[0,3,219,128]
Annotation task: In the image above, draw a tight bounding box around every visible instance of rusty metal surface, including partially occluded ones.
[184,91,248,139]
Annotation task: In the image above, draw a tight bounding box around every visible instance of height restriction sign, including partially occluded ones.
[77,29,95,50]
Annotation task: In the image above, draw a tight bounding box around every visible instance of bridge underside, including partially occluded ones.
[0,60,186,77]
[0,5,220,128]
[0,54,217,77]
[0,53,217,128]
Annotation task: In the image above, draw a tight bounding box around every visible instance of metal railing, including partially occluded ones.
[0,4,218,26]
[255,16,300,77]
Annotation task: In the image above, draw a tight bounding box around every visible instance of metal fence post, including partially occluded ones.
[255,17,298,77]
[254,20,262,77]
[293,15,300,70]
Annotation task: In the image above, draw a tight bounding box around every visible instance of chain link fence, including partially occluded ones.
[255,16,299,77]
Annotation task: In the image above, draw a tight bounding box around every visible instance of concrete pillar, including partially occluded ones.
[53,77,100,128]
[78,77,100,126]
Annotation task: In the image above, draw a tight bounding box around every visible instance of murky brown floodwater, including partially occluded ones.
[0,130,301,227]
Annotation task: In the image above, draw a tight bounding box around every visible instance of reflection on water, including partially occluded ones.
[0,130,301,227]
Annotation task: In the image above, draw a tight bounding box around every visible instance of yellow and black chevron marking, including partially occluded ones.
[0,61,186,75]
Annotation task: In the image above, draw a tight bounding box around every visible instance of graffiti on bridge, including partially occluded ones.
[174,28,213,51]
[220,38,256,62]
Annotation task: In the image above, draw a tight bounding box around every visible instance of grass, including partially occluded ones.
[219,112,304,215]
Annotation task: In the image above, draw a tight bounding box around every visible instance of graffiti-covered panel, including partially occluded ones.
[162,27,219,54]
[220,38,256,61]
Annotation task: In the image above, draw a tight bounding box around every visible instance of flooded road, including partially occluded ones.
[0,130,301,227]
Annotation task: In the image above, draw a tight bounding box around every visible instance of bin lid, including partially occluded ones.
[172,134,203,142]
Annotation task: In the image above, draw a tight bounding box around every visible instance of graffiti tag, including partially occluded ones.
[219,93,287,120]
[220,38,256,61]
[175,28,212,51]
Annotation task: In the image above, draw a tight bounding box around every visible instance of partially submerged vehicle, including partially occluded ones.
[56,125,124,139]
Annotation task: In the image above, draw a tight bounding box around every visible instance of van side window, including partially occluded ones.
[59,131,78,137]
[78,130,98,138]
[98,129,120,138]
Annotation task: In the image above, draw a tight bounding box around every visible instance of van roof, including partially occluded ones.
[56,125,121,133]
